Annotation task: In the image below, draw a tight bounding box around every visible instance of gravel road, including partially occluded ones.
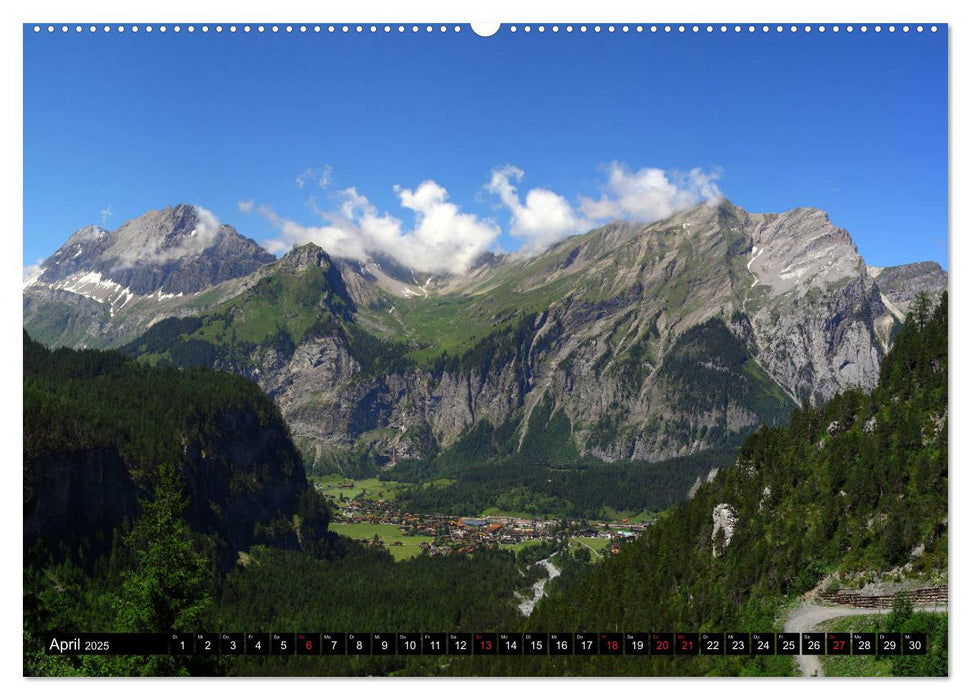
[783,603,947,677]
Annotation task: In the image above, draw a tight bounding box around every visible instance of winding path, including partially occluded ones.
[784,603,947,677]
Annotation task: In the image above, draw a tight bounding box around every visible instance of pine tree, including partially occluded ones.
[911,291,931,331]
[114,464,212,634]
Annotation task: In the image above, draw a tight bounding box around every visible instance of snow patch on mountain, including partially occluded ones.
[46,270,142,317]
[22,266,46,290]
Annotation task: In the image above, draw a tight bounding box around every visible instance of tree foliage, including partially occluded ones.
[113,464,212,633]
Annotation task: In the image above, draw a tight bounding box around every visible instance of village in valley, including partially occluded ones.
[313,476,649,561]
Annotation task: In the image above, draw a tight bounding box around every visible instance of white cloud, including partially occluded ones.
[296,169,314,188]
[296,166,334,190]
[192,205,223,247]
[237,199,254,213]
[100,205,113,224]
[23,260,44,287]
[257,199,369,261]
[259,182,500,275]
[578,162,723,222]
[486,166,593,254]
[317,165,333,188]
[257,162,724,274]
[395,180,503,272]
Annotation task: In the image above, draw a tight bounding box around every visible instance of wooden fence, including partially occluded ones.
[817,586,948,608]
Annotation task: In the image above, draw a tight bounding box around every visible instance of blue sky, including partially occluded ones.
[23,23,948,273]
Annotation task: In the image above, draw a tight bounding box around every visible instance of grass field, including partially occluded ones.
[479,506,538,520]
[570,537,609,560]
[499,536,610,559]
[573,536,609,551]
[312,476,403,501]
[328,522,434,562]
[312,474,455,503]
[600,507,656,523]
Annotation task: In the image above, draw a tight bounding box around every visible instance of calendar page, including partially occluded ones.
[21,13,948,681]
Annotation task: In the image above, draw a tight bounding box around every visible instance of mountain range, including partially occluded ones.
[23,201,947,470]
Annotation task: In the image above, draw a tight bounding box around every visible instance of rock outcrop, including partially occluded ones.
[711,503,739,556]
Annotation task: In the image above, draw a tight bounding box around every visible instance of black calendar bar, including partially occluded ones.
[45,631,928,655]
[171,632,193,655]
[397,632,422,655]
[448,632,472,655]
[651,632,674,655]
[422,632,446,655]
[852,633,876,655]
[625,632,651,655]
[827,633,851,656]
[600,633,623,655]
[194,633,219,655]
[297,633,319,655]
[726,632,749,655]
[372,633,395,655]
[220,633,244,655]
[776,633,799,655]
[474,632,497,655]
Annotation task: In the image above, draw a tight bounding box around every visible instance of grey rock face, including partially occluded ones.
[711,503,739,556]
[738,206,895,403]
[745,207,863,295]
[869,261,948,314]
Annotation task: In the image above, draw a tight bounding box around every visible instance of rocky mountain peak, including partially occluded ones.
[672,198,729,226]
[105,203,220,265]
[35,204,275,296]
[64,224,110,246]
[745,206,863,296]
[278,243,334,273]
